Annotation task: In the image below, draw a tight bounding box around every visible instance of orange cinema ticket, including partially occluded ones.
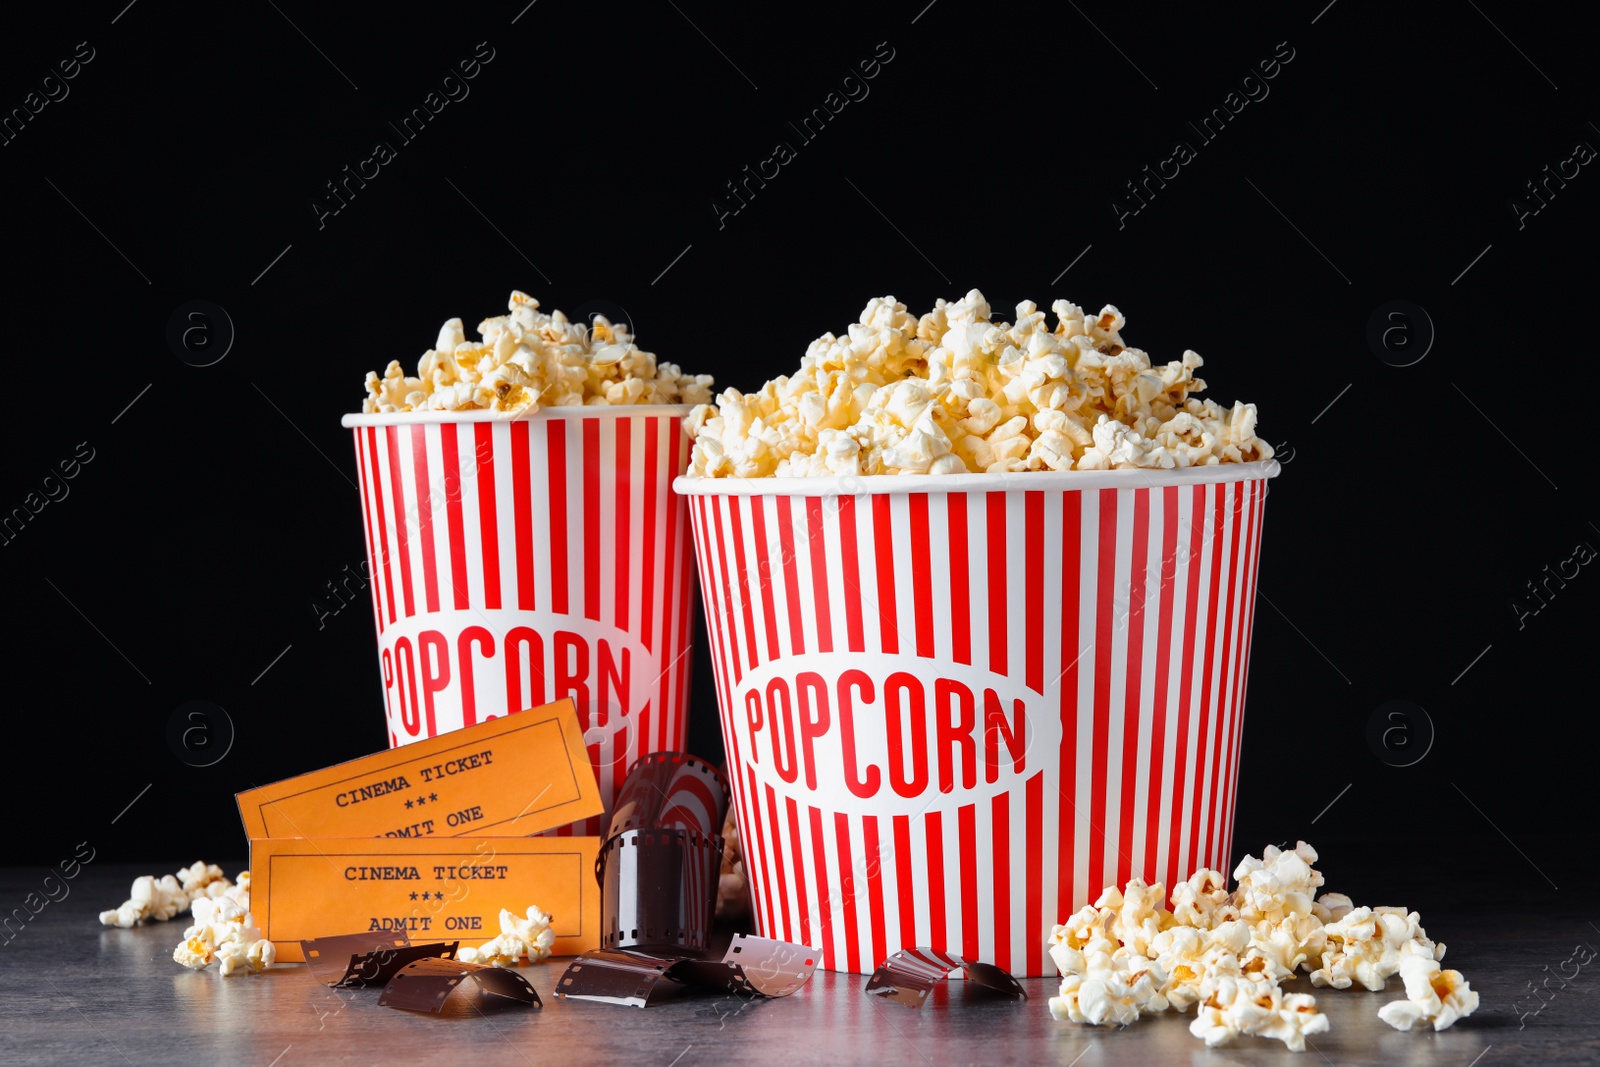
[251,835,601,963]
[235,700,601,840]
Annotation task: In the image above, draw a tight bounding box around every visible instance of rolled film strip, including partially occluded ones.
[863,947,1027,1008]
[377,956,541,1014]
[606,752,730,842]
[555,933,818,1007]
[599,827,722,952]
[299,932,460,988]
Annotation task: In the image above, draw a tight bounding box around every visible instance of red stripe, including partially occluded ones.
[893,815,915,950]
[367,428,397,624]
[909,494,934,658]
[473,424,501,610]
[710,496,742,685]
[871,495,899,654]
[925,811,946,952]
[659,427,683,716]
[864,815,888,970]
[354,429,385,631]
[749,496,781,661]
[986,492,1007,675]
[992,792,1010,971]
[410,426,440,613]
[1168,484,1207,884]
[1025,770,1043,976]
[641,419,659,651]
[808,806,833,969]
[384,428,415,618]
[805,498,833,654]
[959,803,978,961]
[511,422,535,611]
[582,419,601,622]
[546,421,568,614]
[672,482,695,750]
[611,724,629,823]
[1117,488,1150,887]
[1146,486,1179,888]
[776,497,805,656]
[744,766,777,940]
[1087,488,1117,900]
[728,497,760,671]
[1057,489,1082,918]
[837,496,866,652]
[439,424,470,610]
[764,783,791,942]
[1026,492,1044,693]
[834,812,860,973]
[1188,485,1228,876]
[785,796,810,946]
[614,417,631,632]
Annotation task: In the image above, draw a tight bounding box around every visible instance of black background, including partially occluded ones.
[3,0,1595,912]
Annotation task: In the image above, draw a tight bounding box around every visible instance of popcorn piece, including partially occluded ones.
[100,861,234,927]
[716,806,750,920]
[1046,842,1473,1052]
[1310,906,1440,992]
[170,871,271,977]
[361,294,713,416]
[1169,869,1238,930]
[1377,947,1479,1032]
[1190,975,1330,1052]
[688,291,1272,478]
[457,905,556,967]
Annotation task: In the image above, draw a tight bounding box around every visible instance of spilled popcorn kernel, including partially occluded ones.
[456,904,556,967]
[99,861,231,928]
[171,870,275,977]
[1046,841,1475,1052]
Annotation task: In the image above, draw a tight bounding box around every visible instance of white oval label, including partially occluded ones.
[731,652,1058,816]
[377,609,651,745]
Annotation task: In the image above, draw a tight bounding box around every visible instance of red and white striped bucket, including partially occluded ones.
[675,461,1278,976]
[341,408,699,833]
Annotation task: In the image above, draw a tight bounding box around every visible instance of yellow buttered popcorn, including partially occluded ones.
[362,292,714,415]
[686,290,1273,478]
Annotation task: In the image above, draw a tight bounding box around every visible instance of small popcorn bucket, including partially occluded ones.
[341,408,699,833]
[675,461,1279,976]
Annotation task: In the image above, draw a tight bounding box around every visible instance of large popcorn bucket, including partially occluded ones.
[342,408,699,833]
[675,461,1279,976]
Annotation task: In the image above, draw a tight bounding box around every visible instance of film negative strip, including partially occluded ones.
[606,752,730,841]
[599,827,722,951]
[299,932,460,988]
[377,957,541,1014]
[556,934,818,1007]
[863,948,1027,1008]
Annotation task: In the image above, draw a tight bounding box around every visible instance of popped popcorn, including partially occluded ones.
[456,904,556,967]
[98,861,231,928]
[361,292,714,415]
[716,806,750,921]
[1190,974,1330,1052]
[1046,841,1474,1051]
[171,870,275,977]
[686,290,1273,477]
[1309,905,1442,992]
[1377,946,1480,1032]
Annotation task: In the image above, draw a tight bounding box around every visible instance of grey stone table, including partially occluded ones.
[1,865,1592,1066]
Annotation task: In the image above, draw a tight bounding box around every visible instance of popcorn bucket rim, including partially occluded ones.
[672,458,1280,498]
[341,403,695,428]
